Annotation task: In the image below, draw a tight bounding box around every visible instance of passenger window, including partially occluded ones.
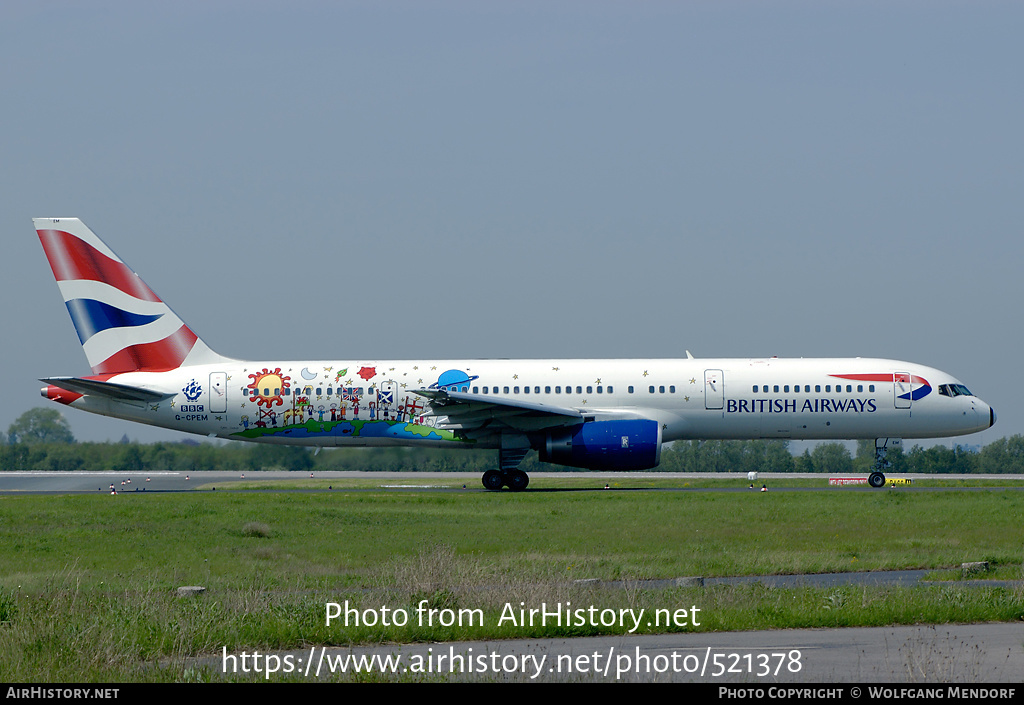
[514,386,520,394]
[545,386,551,393]
[773,385,779,393]
[576,386,582,394]
[815,385,821,392]
[586,386,592,394]
[555,386,561,393]
[670,385,675,393]
[784,385,789,393]
[628,386,634,393]
[503,386,510,394]
[649,386,655,393]
[608,386,613,393]
[523,386,529,394]
[659,385,665,393]
[597,386,603,393]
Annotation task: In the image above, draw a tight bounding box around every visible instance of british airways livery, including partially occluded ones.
[35,218,995,490]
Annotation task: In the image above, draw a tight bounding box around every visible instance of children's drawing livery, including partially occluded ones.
[36,218,996,490]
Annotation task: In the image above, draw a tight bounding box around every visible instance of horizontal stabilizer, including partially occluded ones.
[40,377,175,403]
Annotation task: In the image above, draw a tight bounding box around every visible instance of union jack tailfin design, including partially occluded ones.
[36,218,228,375]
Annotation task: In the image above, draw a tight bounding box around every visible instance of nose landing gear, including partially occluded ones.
[869,438,901,488]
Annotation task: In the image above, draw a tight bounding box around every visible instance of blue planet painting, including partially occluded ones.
[430,369,480,391]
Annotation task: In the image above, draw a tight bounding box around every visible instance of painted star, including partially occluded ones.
[150,405,159,412]
[431,366,437,370]
[582,399,588,405]
[552,367,560,372]
[662,424,668,431]
[513,374,519,380]
[642,370,649,377]
[413,366,418,370]
[595,378,601,385]
[170,400,176,408]
[684,396,690,402]
[690,378,697,384]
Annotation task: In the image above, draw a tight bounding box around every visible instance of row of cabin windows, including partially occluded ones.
[244,384,686,397]
[752,384,876,394]
[472,385,680,395]
[475,385,615,395]
[245,387,367,397]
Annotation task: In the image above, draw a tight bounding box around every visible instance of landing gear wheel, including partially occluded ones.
[482,470,504,491]
[868,472,886,488]
[507,469,529,492]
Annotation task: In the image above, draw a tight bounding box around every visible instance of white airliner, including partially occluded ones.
[35,218,995,490]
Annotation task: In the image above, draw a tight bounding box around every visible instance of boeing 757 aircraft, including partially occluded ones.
[35,218,995,490]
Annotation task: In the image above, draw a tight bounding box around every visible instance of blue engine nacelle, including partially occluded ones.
[538,419,662,471]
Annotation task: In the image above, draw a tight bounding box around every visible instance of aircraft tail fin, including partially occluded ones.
[35,218,230,375]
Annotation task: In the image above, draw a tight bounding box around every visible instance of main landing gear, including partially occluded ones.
[482,448,530,491]
[482,468,529,491]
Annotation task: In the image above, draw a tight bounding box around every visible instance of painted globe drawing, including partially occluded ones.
[430,369,480,391]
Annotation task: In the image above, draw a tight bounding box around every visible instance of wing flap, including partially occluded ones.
[413,389,583,434]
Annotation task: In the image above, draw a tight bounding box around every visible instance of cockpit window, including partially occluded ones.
[938,384,974,398]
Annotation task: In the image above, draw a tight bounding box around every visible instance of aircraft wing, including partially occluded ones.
[41,377,176,404]
[411,388,584,438]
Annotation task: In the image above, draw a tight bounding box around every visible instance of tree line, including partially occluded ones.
[3,407,1023,474]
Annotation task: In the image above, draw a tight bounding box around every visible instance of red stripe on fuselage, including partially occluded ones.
[37,229,161,302]
[830,373,930,386]
[92,325,198,374]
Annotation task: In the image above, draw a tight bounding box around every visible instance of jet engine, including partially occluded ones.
[538,419,662,471]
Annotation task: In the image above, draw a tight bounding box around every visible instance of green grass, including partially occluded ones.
[4,485,1024,589]
[1,483,1023,680]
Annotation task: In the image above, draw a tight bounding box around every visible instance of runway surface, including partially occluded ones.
[3,470,1024,494]
[201,623,1024,682]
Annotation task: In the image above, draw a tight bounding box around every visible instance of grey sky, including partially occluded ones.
[2,1,1019,447]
